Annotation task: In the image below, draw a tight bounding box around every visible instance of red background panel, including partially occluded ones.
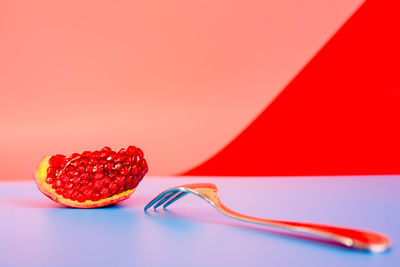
[185,0,400,176]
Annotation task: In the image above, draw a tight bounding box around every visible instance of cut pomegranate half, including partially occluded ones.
[34,146,148,208]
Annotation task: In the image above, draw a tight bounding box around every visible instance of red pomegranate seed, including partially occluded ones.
[104,162,113,171]
[136,148,144,158]
[81,151,92,157]
[112,162,122,172]
[106,151,116,161]
[89,158,98,165]
[93,172,104,180]
[130,155,137,164]
[79,185,87,192]
[126,146,136,156]
[56,188,64,195]
[93,180,102,191]
[55,169,61,177]
[79,172,89,180]
[99,150,109,159]
[120,165,131,176]
[71,176,80,184]
[49,154,65,167]
[102,176,111,185]
[108,181,117,193]
[125,177,132,186]
[70,191,78,201]
[117,187,125,194]
[115,175,124,187]
[55,179,62,188]
[81,157,89,165]
[47,166,55,176]
[63,189,74,198]
[70,160,80,168]
[131,166,138,175]
[114,151,126,162]
[93,164,103,173]
[60,159,69,168]
[101,146,112,152]
[86,165,93,173]
[108,171,117,179]
[124,156,131,164]
[68,170,79,177]
[92,151,100,159]
[65,182,74,189]
[81,179,90,185]
[60,174,69,183]
[99,187,111,198]
[77,165,86,173]
[83,188,94,199]
[77,193,86,203]
[91,192,101,201]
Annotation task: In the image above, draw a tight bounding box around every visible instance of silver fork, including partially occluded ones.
[144,183,391,252]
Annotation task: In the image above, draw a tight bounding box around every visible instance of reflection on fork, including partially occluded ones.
[144,183,391,253]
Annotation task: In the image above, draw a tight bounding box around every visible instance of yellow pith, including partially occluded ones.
[36,157,134,204]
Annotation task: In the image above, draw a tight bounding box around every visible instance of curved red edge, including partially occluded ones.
[183,0,400,176]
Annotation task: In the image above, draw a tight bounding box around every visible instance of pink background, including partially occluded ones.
[3,0,399,180]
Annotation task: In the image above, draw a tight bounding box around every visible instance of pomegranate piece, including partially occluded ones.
[34,146,148,208]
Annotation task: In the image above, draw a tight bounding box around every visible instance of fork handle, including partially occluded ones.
[215,202,390,252]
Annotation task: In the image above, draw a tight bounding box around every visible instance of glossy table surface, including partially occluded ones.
[1,176,399,267]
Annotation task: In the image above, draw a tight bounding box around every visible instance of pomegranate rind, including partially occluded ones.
[34,156,136,208]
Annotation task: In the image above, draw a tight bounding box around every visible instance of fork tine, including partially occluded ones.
[153,190,180,210]
[163,191,188,209]
[144,190,172,211]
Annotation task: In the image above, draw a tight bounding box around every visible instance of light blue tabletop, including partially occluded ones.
[0,176,399,267]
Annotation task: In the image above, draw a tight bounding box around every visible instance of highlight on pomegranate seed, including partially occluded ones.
[34,146,148,208]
